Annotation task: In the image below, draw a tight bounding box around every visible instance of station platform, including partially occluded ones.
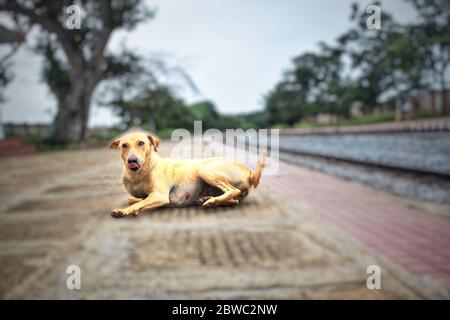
[0,142,448,299]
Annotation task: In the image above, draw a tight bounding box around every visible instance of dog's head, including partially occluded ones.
[109,132,160,172]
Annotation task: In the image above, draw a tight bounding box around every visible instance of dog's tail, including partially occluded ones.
[250,150,266,188]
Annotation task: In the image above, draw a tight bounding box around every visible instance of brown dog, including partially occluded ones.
[109,132,265,217]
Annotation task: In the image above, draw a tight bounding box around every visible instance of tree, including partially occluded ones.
[265,81,305,126]
[339,1,450,114]
[381,27,425,109]
[337,2,405,112]
[189,101,222,129]
[264,44,350,125]
[406,0,450,113]
[264,0,450,126]
[0,0,152,142]
[295,43,351,117]
[107,86,195,133]
[0,25,26,102]
[99,50,198,133]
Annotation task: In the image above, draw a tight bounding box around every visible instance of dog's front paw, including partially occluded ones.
[111,208,127,218]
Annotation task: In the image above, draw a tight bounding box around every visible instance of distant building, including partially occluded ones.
[417,89,449,115]
[395,89,449,120]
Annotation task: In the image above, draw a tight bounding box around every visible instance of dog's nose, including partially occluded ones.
[127,155,138,163]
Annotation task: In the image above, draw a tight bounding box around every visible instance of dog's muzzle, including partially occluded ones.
[127,156,141,171]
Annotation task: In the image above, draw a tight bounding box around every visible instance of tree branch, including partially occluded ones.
[87,0,114,84]
[0,2,84,74]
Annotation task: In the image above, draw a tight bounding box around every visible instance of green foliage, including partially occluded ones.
[109,87,268,134]
[189,101,220,129]
[104,1,450,133]
[1,0,154,142]
[295,111,395,128]
[263,0,450,127]
[24,134,73,151]
[334,111,395,126]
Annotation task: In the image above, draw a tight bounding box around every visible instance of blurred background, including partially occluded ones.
[0,0,449,299]
[1,0,449,203]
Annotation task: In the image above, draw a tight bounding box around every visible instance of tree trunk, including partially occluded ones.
[48,72,100,143]
[48,80,91,143]
[80,79,96,141]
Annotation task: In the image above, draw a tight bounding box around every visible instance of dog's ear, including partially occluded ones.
[147,134,160,152]
[109,139,120,150]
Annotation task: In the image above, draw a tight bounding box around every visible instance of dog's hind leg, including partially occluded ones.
[196,196,212,206]
[198,170,241,208]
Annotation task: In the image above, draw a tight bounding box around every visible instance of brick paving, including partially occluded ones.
[0,138,36,157]
[265,161,450,293]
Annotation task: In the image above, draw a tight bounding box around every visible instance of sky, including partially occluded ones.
[0,0,418,127]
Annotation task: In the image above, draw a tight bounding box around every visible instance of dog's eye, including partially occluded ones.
[121,143,129,149]
[138,141,145,147]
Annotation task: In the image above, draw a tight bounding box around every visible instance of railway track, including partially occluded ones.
[278,147,450,179]
[278,148,450,206]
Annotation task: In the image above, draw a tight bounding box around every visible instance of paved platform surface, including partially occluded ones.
[266,162,450,293]
[0,143,448,299]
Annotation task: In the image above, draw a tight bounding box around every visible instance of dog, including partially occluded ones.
[109,132,265,217]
